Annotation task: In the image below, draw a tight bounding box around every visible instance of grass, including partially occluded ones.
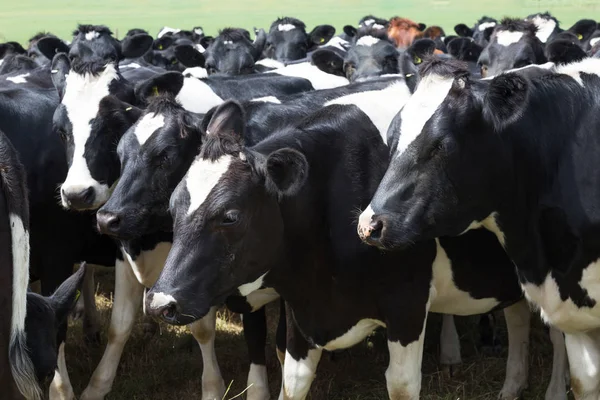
[1,1,600,45]
[61,266,574,399]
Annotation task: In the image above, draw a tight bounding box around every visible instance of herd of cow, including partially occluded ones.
[2,9,600,400]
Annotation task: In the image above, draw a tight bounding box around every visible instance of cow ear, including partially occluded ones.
[36,37,69,61]
[311,48,345,76]
[135,71,184,104]
[418,23,427,31]
[50,263,87,325]
[454,24,473,37]
[546,39,586,65]
[483,73,529,131]
[121,33,153,59]
[200,36,215,49]
[308,25,336,47]
[0,42,26,58]
[343,25,358,38]
[205,100,245,140]
[483,27,494,43]
[154,36,174,51]
[567,19,598,41]
[175,44,205,68]
[265,148,308,197]
[50,53,70,99]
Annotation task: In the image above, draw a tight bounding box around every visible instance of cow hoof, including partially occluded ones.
[441,363,460,379]
[247,383,270,400]
[499,382,528,400]
[202,380,226,400]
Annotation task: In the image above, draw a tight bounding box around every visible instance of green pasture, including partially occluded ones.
[1,0,599,45]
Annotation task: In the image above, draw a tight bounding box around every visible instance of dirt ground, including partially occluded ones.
[62,266,574,400]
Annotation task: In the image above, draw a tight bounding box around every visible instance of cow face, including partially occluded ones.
[27,33,68,67]
[454,16,497,47]
[478,19,546,78]
[26,265,86,385]
[264,17,335,62]
[97,95,202,240]
[357,59,521,249]
[204,28,266,75]
[146,101,306,325]
[388,17,426,49]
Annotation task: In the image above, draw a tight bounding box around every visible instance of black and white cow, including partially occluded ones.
[478,18,546,78]
[204,28,266,75]
[454,16,498,47]
[264,17,335,62]
[144,100,565,400]
[357,56,600,399]
[0,41,26,66]
[26,32,69,68]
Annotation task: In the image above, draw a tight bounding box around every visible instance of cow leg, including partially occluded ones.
[279,303,322,400]
[243,307,270,400]
[188,307,225,400]
[565,329,600,400]
[386,322,427,400]
[276,299,287,397]
[81,265,101,344]
[81,257,144,400]
[546,327,568,400]
[49,342,74,400]
[498,299,530,399]
[440,314,461,377]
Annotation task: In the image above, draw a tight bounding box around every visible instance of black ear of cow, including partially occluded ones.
[36,37,69,61]
[135,71,185,104]
[311,48,345,76]
[483,73,529,132]
[121,33,153,59]
[50,263,87,325]
[308,25,336,46]
[175,44,205,68]
[343,25,358,38]
[483,27,494,43]
[418,23,427,31]
[200,36,215,49]
[0,42,26,58]
[265,148,309,197]
[546,39,587,65]
[154,36,174,51]
[444,35,458,46]
[567,19,598,41]
[454,24,474,38]
[50,53,70,99]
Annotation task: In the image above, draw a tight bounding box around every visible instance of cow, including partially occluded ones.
[526,12,561,44]
[342,15,389,41]
[355,56,600,399]
[454,16,498,47]
[204,28,266,75]
[26,32,69,68]
[263,17,335,62]
[0,41,26,66]
[388,17,426,49]
[143,100,565,400]
[478,18,546,78]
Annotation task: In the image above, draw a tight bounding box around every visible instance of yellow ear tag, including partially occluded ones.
[152,86,159,96]
[414,56,422,64]
[75,290,81,302]
[125,106,132,111]
[320,37,325,43]
[158,44,163,50]
[577,34,583,40]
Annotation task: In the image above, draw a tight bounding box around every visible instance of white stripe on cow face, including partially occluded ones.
[149,292,176,310]
[85,31,100,40]
[278,24,296,32]
[134,113,165,146]
[186,155,233,215]
[396,74,454,155]
[478,21,497,31]
[60,63,119,209]
[530,16,557,43]
[356,35,380,47]
[496,31,524,47]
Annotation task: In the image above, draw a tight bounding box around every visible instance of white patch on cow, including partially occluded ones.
[496,30,524,46]
[481,61,556,80]
[372,23,385,30]
[283,348,322,399]
[237,272,267,296]
[85,31,100,41]
[362,19,375,27]
[183,66,208,79]
[321,36,349,51]
[157,27,180,38]
[356,35,380,47]
[149,292,176,310]
[357,205,375,239]
[546,327,569,400]
[120,62,141,69]
[396,73,454,155]
[251,95,281,104]
[464,212,506,246]
[440,314,461,365]
[122,242,171,287]
[186,155,233,215]
[6,73,30,84]
[386,327,427,398]
[9,213,28,335]
[591,37,600,47]
[195,43,206,54]
[0,59,4,67]
[223,40,233,45]
[530,15,557,43]
[60,63,119,209]
[271,62,349,89]
[478,21,497,31]
[49,343,74,400]
[255,58,285,69]
[245,287,280,311]
[176,77,223,113]
[278,24,297,32]
[247,363,269,399]
[323,319,385,351]
[430,239,500,315]
[499,300,531,399]
[134,113,165,146]
[556,57,600,87]
[325,80,412,143]
[194,28,204,36]
[564,330,600,398]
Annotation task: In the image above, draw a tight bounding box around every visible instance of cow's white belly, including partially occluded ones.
[123,241,172,288]
[522,260,600,333]
[322,319,386,351]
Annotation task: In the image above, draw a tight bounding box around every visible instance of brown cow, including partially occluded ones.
[387,17,425,49]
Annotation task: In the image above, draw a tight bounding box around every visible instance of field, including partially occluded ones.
[60,266,574,400]
[1,0,600,45]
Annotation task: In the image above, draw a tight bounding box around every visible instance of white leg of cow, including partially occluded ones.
[82,265,101,343]
[81,258,144,400]
[386,327,427,400]
[440,314,461,376]
[565,329,600,400]
[546,327,568,400]
[49,343,74,400]
[279,348,322,400]
[188,307,225,400]
[499,299,530,400]
[248,363,269,400]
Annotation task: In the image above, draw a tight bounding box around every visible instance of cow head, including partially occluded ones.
[398,39,439,92]
[478,18,546,78]
[264,17,335,62]
[204,28,266,75]
[388,17,426,49]
[454,16,497,47]
[26,264,86,385]
[146,100,303,325]
[97,94,202,240]
[0,41,26,63]
[526,12,560,43]
[26,32,68,67]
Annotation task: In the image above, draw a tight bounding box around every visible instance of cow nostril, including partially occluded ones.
[81,187,94,203]
[370,219,384,240]
[162,303,177,320]
[97,212,121,235]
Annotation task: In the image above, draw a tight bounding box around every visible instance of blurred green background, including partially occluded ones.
[1,0,599,44]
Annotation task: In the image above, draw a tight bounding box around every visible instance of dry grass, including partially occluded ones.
[63,267,574,400]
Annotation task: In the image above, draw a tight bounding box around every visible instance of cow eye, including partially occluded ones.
[207,65,217,74]
[221,210,239,226]
[413,55,422,64]
[480,64,488,77]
